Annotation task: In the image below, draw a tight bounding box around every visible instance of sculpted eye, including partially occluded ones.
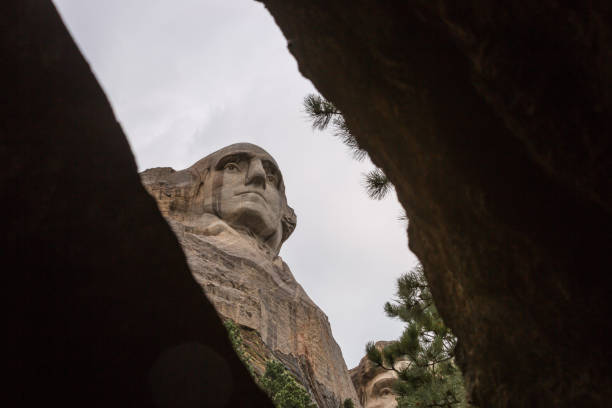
[263,162,279,186]
[266,174,278,185]
[223,162,240,172]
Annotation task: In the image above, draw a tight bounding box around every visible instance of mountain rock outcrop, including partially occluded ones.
[140,143,359,408]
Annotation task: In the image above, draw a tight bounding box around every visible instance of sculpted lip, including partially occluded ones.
[236,190,267,202]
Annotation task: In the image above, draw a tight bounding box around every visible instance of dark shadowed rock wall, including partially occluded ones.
[2,1,272,406]
[260,1,612,407]
[5,0,612,406]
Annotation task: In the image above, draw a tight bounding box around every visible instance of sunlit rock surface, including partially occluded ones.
[141,143,360,408]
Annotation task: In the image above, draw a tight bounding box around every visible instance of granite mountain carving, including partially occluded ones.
[141,143,359,408]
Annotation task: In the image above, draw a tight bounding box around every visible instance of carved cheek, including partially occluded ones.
[211,169,226,216]
[272,196,284,221]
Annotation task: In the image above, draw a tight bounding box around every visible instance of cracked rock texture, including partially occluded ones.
[261,1,612,407]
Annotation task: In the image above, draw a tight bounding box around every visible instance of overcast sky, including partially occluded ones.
[53,0,419,368]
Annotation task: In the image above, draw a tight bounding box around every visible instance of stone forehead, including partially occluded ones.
[190,143,281,173]
[184,142,295,251]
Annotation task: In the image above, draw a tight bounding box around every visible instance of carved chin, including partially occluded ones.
[225,206,279,240]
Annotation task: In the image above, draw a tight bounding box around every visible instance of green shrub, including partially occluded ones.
[342,398,355,408]
[223,319,256,379]
[260,360,316,408]
[224,320,316,408]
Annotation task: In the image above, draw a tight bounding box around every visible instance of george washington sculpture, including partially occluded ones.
[140,143,296,256]
[140,143,361,406]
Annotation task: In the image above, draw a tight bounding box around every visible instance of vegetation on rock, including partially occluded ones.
[367,264,469,408]
[224,319,256,379]
[341,398,355,408]
[224,319,317,408]
[260,360,317,408]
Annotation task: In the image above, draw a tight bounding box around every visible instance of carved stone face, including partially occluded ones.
[361,370,398,408]
[215,149,284,242]
[178,143,297,255]
[351,342,408,408]
[140,143,296,255]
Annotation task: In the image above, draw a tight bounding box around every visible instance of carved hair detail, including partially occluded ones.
[281,205,297,242]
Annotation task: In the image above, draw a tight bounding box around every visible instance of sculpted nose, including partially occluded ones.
[245,158,266,188]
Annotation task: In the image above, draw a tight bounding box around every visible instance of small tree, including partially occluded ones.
[260,360,317,408]
[224,319,256,379]
[366,264,469,408]
[304,94,391,200]
[224,320,316,408]
[342,398,355,408]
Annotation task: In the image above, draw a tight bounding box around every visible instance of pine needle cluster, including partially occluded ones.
[366,265,470,408]
[303,94,340,131]
[224,319,256,379]
[363,168,391,200]
[304,94,390,196]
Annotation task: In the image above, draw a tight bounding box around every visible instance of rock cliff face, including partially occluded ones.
[140,145,359,408]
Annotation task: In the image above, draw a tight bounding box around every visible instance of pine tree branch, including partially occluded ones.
[303,94,340,130]
[331,115,368,161]
[425,393,460,408]
[363,168,392,200]
[416,355,454,368]
[372,361,403,374]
